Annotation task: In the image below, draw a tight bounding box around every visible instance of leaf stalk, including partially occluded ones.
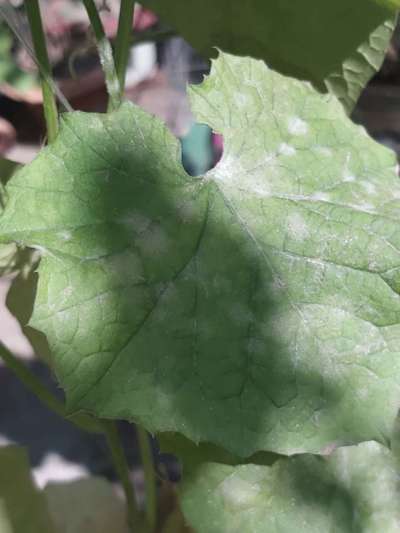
[114,0,135,97]
[102,420,141,532]
[24,0,58,142]
[137,426,157,531]
[82,0,121,109]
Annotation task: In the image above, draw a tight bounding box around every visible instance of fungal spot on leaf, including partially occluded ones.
[279,143,296,157]
[57,231,72,241]
[220,474,262,508]
[361,181,377,194]
[310,192,330,202]
[288,116,308,136]
[315,146,333,157]
[117,211,152,234]
[286,213,309,241]
[138,224,170,256]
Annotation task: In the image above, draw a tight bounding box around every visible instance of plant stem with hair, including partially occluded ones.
[25,0,58,142]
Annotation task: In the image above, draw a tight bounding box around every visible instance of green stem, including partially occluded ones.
[25,0,58,143]
[0,342,97,433]
[82,0,106,43]
[137,426,157,531]
[103,421,140,532]
[82,0,120,109]
[114,0,135,96]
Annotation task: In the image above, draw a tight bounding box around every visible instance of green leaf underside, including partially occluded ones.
[141,0,395,112]
[2,53,400,457]
[325,19,395,113]
[0,446,55,533]
[180,441,400,533]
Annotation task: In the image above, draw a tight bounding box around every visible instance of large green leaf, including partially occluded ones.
[141,0,395,111]
[2,53,400,457]
[0,446,56,533]
[180,441,400,533]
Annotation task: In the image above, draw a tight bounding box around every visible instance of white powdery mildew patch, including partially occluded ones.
[356,334,384,357]
[361,181,377,195]
[220,475,262,508]
[315,146,333,157]
[342,153,355,183]
[236,92,250,108]
[175,199,198,223]
[286,212,309,241]
[357,387,369,400]
[108,253,143,281]
[349,202,376,213]
[279,143,296,157]
[57,230,72,241]
[322,293,344,309]
[141,225,170,256]
[287,116,308,136]
[310,192,331,202]
[213,157,272,198]
[250,180,271,197]
[117,210,152,234]
[367,259,380,271]
[269,277,286,296]
[269,314,291,338]
[62,285,73,298]
[212,154,238,184]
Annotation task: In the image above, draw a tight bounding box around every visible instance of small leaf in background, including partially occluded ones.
[0,446,56,533]
[2,52,400,457]
[375,0,400,10]
[0,158,21,276]
[141,0,395,111]
[0,446,131,533]
[0,22,38,92]
[179,441,400,533]
[44,477,129,533]
[0,242,18,276]
[0,156,18,187]
[325,19,395,113]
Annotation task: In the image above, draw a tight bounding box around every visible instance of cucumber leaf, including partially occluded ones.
[180,441,400,533]
[141,0,396,111]
[2,53,400,456]
[0,446,56,533]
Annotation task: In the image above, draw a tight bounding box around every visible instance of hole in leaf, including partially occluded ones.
[180,122,223,176]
